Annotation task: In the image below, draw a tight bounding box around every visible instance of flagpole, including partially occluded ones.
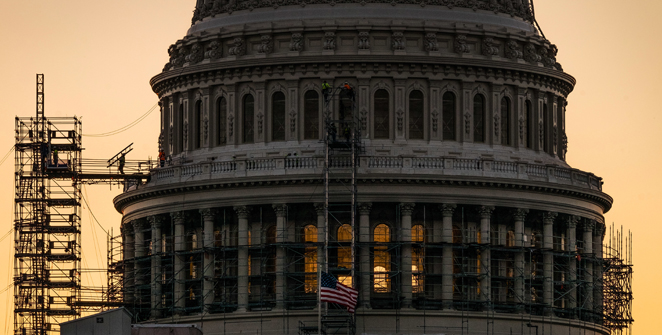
[318,266,322,335]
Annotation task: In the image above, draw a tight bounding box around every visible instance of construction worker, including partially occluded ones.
[118,154,126,174]
[343,82,354,101]
[322,80,331,101]
[343,124,351,143]
[52,148,58,166]
[329,122,337,143]
[158,149,166,167]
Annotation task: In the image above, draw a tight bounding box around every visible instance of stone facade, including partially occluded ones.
[115,2,611,334]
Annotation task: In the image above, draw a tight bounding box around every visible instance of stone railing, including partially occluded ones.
[148,156,603,192]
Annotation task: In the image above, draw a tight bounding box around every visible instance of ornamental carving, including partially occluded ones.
[204,41,222,60]
[323,32,336,50]
[541,44,558,68]
[172,47,186,68]
[168,125,173,146]
[482,37,499,56]
[358,32,370,50]
[257,35,273,54]
[233,206,251,219]
[290,33,303,52]
[518,117,524,141]
[185,43,204,64]
[192,1,533,22]
[493,113,500,138]
[272,204,288,217]
[392,32,405,51]
[512,208,529,221]
[542,211,558,223]
[524,43,541,63]
[424,33,439,52]
[439,204,456,217]
[203,116,209,142]
[396,110,404,131]
[257,113,264,134]
[228,114,234,137]
[289,110,297,133]
[538,122,544,147]
[228,37,246,56]
[562,132,568,154]
[183,121,189,148]
[505,40,523,60]
[358,203,373,215]
[454,35,470,54]
[360,109,368,131]
[464,112,472,135]
[478,206,494,218]
[431,110,439,133]
[399,203,415,215]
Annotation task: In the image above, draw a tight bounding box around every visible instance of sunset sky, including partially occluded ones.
[0,0,658,333]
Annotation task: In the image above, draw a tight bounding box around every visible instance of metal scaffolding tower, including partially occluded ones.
[13,75,149,335]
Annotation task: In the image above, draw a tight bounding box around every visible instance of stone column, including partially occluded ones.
[513,209,528,310]
[593,223,605,319]
[148,216,164,319]
[171,212,187,314]
[121,223,135,304]
[133,219,147,305]
[542,212,557,314]
[200,209,216,311]
[273,204,288,310]
[440,204,456,308]
[479,206,494,304]
[358,203,372,309]
[566,216,578,316]
[583,220,595,314]
[400,203,415,308]
[234,206,251,312]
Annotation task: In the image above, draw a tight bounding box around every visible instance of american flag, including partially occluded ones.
[320,272,358,313]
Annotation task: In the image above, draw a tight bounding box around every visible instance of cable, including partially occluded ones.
[0,147,15,168]
[83,103,158,137]
[0,228,12,244]
[81,195,109,235]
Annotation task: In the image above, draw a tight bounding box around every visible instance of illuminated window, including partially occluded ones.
[374,89,390,139]
[243,94,254,144]
[473,94,485,143]
[452,225,462,244]
[442,92,456,141]
[412,225,425,294]
[409,91,424,139]
[304,224,318,293]
[272,92,286,141]
[373,224,391,293]
[506,231,515,247]
[266,226,277,273]
[337,224,352,269]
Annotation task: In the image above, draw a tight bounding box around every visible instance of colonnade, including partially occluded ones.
[120,202,605,322]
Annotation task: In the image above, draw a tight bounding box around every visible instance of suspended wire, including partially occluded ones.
[81,194,109,235]
[0,147,15,168]
[82,103,158,137]
[0,228,12,245]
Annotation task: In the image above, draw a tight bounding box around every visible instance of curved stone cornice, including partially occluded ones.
[113,173,613,216]
[191,0,534,25]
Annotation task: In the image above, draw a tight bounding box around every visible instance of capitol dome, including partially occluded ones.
[115,0,612,333]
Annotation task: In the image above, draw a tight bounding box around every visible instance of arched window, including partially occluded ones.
[500,97,511,146]
[412,224,425,294]
[373,224,391,293]
[178,104,184,153]
[272,92,286,141]
[266,225,277,244]
[337,224,353,286]
[195,100,202,149]
[543,103,548,152]
[525,100,532,149]
[442,92,456,141]
[304,91,319,140]
[473,95,485,143]
[243,94,254,144]
[304,225,318,293]
[217,97,227,146]
[374,89,390,139]
[409,90,424,139]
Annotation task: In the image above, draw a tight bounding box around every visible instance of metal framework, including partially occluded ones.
[602,224,633,334]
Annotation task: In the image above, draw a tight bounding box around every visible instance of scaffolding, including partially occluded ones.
[13,75,150,335]
[602,224,633,335]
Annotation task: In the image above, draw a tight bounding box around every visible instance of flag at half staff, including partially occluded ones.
[320,272,358,313]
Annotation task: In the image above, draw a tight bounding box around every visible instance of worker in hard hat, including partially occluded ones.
[322,80,331,101]
[119,154,126,174]
[52,148,58,166]
[158,149,166,167]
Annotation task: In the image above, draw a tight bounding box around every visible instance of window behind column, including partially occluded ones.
[243,94,254,144]
[412,224,425,294]
[217,97,227,146]
[272,92,286,141]
[304,91,319,140]
[442,92,456,141]
[373,224,391,293]
[408,90,424,139]
[337,224,352,287]
[304,225,318,293]
[473,95,485,143]
[500,97,511,146]
[374,89,390,139]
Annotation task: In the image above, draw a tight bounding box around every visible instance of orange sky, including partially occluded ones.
[0,0,658,333]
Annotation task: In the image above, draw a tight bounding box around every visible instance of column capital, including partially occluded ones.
[147,215,166,230]
[358,203,372,216]
[512,208,529,221]
[542,211,558,224]
[594,222,605,236]
[170,211,187,224]
[272,204,288,218]
[584,219,596,231]
[132,219,147,232]
[439,204,456,217]
[314,203,325,216]
[400,203,415,216]
[478,206,494,219]
[233,206,251,219]
[566,215,579,228]
[120,222,133,235]
[199,208,217,220]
